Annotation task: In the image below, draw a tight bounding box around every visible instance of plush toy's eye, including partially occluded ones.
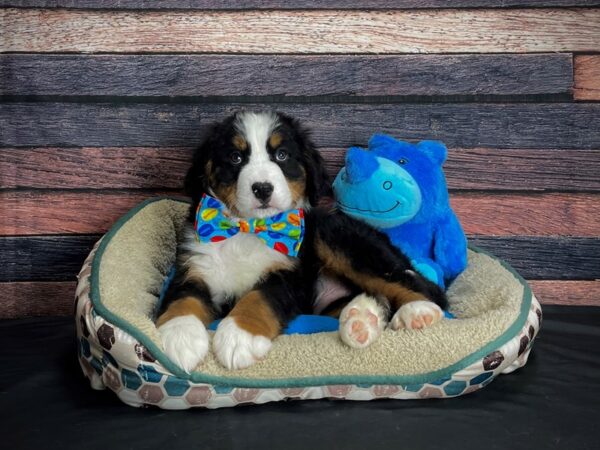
[398,158,408,165]
[275,149,289,162]
[383,181,393,190]
[230,151,242,165]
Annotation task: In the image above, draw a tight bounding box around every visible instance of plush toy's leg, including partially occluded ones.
[411,258,445,289]
[155,272,216,373]
[338,294,389,349]
[213,267,308,370]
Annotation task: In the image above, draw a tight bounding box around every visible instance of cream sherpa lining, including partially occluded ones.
[92,198,528,385]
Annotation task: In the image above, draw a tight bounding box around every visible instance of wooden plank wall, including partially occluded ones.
[1,2,599,318]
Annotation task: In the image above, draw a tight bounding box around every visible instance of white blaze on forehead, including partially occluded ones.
[234,111,279,161]
[233,111,294,218]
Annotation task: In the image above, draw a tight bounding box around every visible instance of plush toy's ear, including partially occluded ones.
[368,133,398,150]
[417,140,448,165]
[369,133,415,158]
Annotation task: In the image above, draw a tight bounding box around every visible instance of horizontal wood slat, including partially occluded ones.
[3,1,600,9]
[0,235,98,282]
[0,282,76,319]
[3,103,600,149]
[2,9,600,54]
[529,280,600,306]
[0,191,169,235]
[0,148,190,190]
[2,191,599,236]
[468,236,600,280]
[3,147,600,192]
[0,54,574,97]
[1,235,598,282]
[451,193,600,237]
[442,148,600,192]
[0,279,597,319]
[574,55,600,101]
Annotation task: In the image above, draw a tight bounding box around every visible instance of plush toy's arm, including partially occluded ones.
[433,212,468,282]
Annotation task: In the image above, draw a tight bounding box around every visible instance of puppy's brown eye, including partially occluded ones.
[275,149,288,162]
[230,152,242,165]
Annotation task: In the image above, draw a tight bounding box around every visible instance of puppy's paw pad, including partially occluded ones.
[339,294,386,349]
[158,315,209,373]
[389,300,443,331]
[213,318,272,370]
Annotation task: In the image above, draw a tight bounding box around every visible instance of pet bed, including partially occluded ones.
[75,198,542,409]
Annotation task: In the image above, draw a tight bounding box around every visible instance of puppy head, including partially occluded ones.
[185,111,329,218]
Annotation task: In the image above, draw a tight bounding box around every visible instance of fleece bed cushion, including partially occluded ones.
[75,198,542,409]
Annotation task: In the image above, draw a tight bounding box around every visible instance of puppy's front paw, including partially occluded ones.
[213,317,272,370]
[339,294,387,349]
[158,315,209,373]
[389,300,443,331]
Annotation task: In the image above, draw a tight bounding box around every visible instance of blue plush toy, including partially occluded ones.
[332,134,468,289]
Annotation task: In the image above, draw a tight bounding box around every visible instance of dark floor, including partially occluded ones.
[1,305,599,450]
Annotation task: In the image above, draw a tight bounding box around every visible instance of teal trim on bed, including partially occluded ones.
[89,197,533,388]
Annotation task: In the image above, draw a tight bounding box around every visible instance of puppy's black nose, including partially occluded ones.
[252,182,274,203]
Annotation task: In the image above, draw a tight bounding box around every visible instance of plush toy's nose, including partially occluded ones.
[345,147,379,184]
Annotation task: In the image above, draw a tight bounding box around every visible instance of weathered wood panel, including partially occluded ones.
[1,235,598,282]
[0,279,597,319]
[451,193,600,237]
[2,9,600,54]
[529,280,600,306]
[3,1,600,9]
[2,191,599,236]
[574,55,600,101]
[0,191,167,235]
[3,103,600,149]
[4,147,600,192]
[0,236,98,282]
[469,236,600,281]
[443,148,600,192]
[0,148,191,189]
[0,54,574,97]
[0,282,76,319]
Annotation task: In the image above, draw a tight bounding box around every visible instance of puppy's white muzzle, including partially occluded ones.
[236,160,293,218]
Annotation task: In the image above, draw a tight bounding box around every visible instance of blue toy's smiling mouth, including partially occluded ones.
[337,201,400,214]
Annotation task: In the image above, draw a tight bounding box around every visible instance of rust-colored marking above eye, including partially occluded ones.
[269,132,283,149]
[232,135,248,151]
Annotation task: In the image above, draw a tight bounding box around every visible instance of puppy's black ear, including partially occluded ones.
[279,113,331,205]
[184,120,224,211]
[184,140,211,206]
[302,138,331,205]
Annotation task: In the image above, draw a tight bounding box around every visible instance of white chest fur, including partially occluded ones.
[180,226,293,307]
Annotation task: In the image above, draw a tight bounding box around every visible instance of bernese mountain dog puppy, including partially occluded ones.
[156,111,446,372]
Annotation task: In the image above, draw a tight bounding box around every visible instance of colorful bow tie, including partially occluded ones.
[194,194,305,257]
